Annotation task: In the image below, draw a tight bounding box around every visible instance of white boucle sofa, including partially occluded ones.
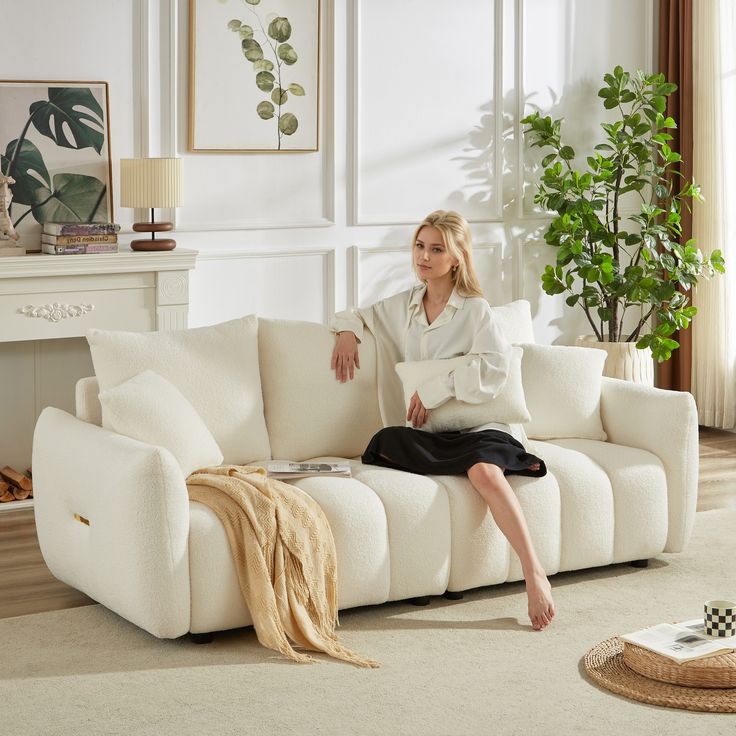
[31,301,699,640]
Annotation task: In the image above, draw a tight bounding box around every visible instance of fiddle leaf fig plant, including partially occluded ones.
[522,66,725,362]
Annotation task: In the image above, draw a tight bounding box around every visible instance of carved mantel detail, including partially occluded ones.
[18,302,95,322]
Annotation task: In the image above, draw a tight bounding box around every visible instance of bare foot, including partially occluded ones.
[526,570,555,631]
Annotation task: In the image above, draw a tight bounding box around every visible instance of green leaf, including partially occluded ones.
[559,145,575,161]
[239,25,254,40]
[268,16,292,42]
[242,38,264,62]
[29,87,105,153]
[256,71,275,92]
[245,0,261,4]
[253,59,274,72]
[277,43,298,65]
[278,112,298,135]
[652,95,667,113]
[227,19,242,31]
[1,138,51,205]
[566,294,580,307]
[271,87,288,105]
[287,83,306,96]
[662,116,677,128]
[257,100,275,119]
[656,82,678,96]
[603,97,619,110]
[28,172,107,223]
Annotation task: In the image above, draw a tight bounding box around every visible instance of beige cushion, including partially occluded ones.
[521,344,607,440]
[489,300,535,344]
[258,318,383,461]
[394,347,530,432]
[87,316,270,464]
[99,370,224,476]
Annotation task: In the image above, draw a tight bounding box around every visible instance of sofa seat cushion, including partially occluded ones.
[188,467,391,634]
[347,461,451,601]
[88,316,270,465]
[258,319,383,462]
[431,471,561,591]
[547,438,668,564]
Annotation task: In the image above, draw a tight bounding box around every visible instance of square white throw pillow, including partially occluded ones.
[395,347,530,433]
[520,343,607,440]
[99,370,224,476]
[87,315,270,464]
[489,300,535,345]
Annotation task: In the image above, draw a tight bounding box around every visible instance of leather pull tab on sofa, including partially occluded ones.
[31,300,699,640]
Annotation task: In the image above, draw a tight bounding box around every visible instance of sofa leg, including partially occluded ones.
[443,590,464,600]
[191,632,215,644]
[630,559,649,568]
[409,596,431,606]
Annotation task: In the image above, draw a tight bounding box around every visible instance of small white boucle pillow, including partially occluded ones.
[395,347,530,433]
[520,343,607,441]
[99,370,224,476]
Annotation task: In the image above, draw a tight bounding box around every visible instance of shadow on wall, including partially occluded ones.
[444,78,620,344]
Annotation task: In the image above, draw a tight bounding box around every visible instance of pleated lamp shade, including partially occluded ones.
[120,158,182,208]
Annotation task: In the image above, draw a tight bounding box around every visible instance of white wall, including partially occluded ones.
[0,0,654,468]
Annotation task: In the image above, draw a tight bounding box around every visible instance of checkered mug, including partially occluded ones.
[704,600,736,637]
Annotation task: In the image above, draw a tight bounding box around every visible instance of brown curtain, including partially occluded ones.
[656,0,694,391]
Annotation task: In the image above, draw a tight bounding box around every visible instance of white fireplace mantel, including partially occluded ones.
[0,248,198,342]
[0,248,198,509]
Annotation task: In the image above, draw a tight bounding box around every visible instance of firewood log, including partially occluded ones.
[0,466,32,491]
[12,486,31,500]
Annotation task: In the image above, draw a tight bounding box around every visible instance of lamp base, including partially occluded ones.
[130,238,176,251]
[130,221,176,251]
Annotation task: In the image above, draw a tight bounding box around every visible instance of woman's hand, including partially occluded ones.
[407,391,430,428]
[331,331,360,382]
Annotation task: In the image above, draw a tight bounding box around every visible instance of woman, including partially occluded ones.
[330,210,555,631]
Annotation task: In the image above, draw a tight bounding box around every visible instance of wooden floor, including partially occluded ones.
[1,428,735,620]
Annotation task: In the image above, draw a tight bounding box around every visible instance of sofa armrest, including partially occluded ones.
[599,377,699,553]
[32,407,191,638]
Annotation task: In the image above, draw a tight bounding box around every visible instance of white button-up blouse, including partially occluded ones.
[330,283,516,437]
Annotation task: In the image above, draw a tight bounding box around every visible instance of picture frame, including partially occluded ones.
[189,0,320,153]
[0,80,113,253]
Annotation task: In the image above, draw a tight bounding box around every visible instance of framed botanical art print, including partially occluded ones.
[0,80,113,252]
[189,0,320,152]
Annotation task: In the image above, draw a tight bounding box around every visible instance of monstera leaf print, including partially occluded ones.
[0,85,109,229]
[29,173,107,223]
[29,87,105,153]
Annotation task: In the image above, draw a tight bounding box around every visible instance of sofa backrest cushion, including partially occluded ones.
[520,343,607,441]
[87,316,271,464]
[489,300,535,344]
[99,370,224,476]
[258,318,383,461]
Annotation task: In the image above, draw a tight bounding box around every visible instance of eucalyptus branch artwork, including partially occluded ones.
[189,0,319,152]
[227,0,304,149]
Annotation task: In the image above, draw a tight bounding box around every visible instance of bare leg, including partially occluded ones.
[467,462,555,631]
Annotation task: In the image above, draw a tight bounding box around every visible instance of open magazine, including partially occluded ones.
[621,619,736,664]
[262,461,352,480]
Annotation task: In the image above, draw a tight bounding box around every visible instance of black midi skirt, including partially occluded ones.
[362,427,547,478]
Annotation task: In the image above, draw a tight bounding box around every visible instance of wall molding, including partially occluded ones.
[349,0,504,226]
[196,247,335,322]
[167,0,335,232]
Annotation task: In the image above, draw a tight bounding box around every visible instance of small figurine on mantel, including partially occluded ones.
[0,174,26,256]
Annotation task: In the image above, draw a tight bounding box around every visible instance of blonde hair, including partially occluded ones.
[411,210,483,297]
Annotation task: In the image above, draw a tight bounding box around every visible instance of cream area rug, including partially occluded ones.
[3,509,736,736]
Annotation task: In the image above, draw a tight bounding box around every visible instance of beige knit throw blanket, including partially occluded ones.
[186,465,379,668]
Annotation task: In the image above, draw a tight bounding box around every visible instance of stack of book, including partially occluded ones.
[41,222,120,255]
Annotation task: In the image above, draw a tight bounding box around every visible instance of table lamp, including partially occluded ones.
[120,158,182,251]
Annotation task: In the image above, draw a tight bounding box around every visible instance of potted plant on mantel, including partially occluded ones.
[522,66,725,383]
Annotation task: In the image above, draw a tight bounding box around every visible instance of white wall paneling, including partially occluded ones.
[352,244,504,309]
[350,0,504,225]
[188,249,335,327]
[173,0,335,231]
[518,0,655,219]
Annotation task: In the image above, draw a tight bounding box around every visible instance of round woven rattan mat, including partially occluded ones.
[584,637,736,712]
